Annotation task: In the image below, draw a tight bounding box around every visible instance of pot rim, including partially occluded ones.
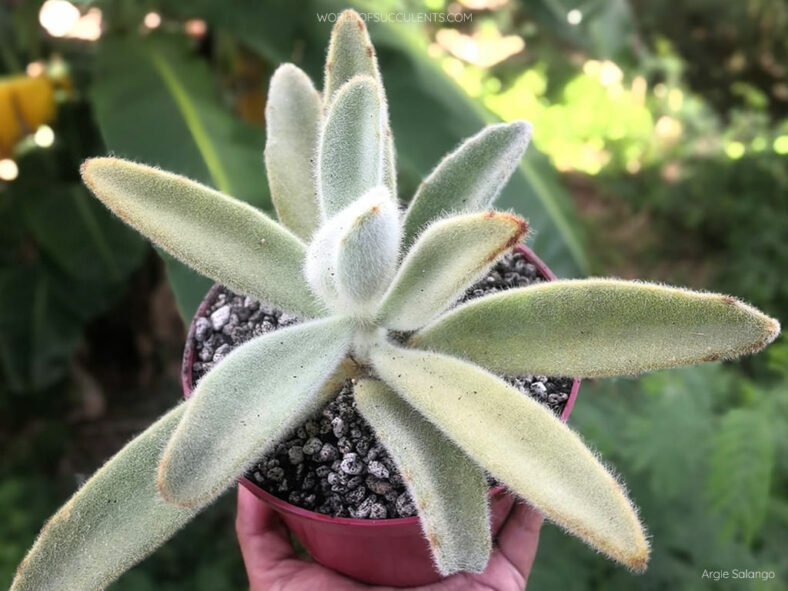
[239,477,514,528]
[181,243,581,526]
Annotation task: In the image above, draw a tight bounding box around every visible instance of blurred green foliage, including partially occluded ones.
[91,33,272,318]
[0,0,786,589]
[532,349,788,589]
[484,64,656,174]
[604,153,788,320]
[633,0,788,120]
[0,101,146,402]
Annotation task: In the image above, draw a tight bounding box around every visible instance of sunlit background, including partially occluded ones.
[1,1,786,589]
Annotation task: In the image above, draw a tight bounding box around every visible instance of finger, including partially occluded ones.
[496,501,544,583]
[235,485,373,591]
[235,484,295,563]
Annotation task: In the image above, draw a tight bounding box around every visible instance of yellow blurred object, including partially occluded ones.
[17,77,56,131]
[0,76,56,158]
[668,88,683,111]
[773,136,788,154]
[0,86,21,157]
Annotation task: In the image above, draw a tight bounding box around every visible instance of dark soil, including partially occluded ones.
[189,249,574,519]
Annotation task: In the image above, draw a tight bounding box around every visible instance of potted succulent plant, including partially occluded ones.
[11,9,780,591]
[180,241,582,587]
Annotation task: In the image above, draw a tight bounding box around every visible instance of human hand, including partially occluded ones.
[236,484,543,590]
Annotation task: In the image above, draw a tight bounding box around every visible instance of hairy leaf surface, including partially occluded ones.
[91,35,271,318]
[158,317,354,507]
[82,158,321,318]
[265,64,322,240]
[318,76,385,216]
[335,187,400,311]
[159,2,587,277]
[412,280,781,377]
[402,121,531,245]
[378,212,527,331]
[305,187,398,312]
[11,405,199,591]
[355,378,491,575]
[370,343,650,571]
[323,9,396,199]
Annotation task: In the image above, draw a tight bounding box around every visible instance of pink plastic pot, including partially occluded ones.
[181,244,581,587]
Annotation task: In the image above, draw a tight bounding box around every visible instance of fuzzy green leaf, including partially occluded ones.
[378,212,528,331]
[411,280,782,378]
[318,76,385,216]
[323,9,396,200]
[402,121,532,245]
[304,186,399,314]
[81,158,322,318]
[304,217,342,308]
[324,9,380,102]
[354,378,491,575]
[90,34,275,319]
[158,317,354,507]
[162,1,586,278]
[708,408,774,543]
[11,405,199,591]
[382,126,397,204]
[265,63,322,240]
[335,188,400,312]
[370,342,650,571]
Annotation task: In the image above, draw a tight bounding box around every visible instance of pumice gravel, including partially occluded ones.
[189,250,573,518]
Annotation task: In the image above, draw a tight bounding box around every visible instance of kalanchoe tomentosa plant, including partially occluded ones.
[12,10,781,591]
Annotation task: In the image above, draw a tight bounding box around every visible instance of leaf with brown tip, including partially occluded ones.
[354,378,491,575]
[412,280,781,377]
[81,158,322,317]
[377,211,528,331]
[370,342,650,572]
[402,121,531,246]
[323,9,397,201]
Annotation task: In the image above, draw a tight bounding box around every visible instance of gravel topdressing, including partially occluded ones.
[188,249,574,519]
